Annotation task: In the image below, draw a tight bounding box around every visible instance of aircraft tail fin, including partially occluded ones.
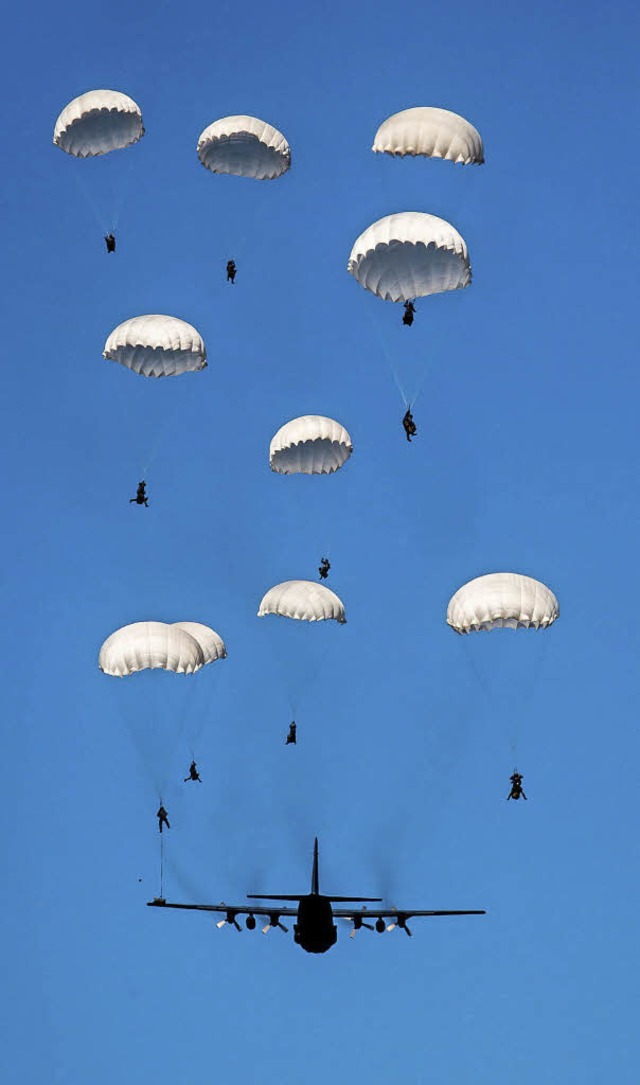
[247,839,381,903]
[248,838,321,900]
[311,837,319,895]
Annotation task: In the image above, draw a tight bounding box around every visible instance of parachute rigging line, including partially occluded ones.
[70,169,106,233]
[365,299,418,409]
[138,395,187,477]
[109,150,136,233]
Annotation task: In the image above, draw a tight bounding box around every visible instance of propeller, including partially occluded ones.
[261,913,289,934]
[216,909,241,931]
[346,915,375,938]
[386,913,412,936]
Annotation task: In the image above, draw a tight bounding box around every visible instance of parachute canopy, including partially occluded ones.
[53,89,144,158]
[373,107,484,165]
[197,115,290,179]
[447,574,559,635]
[103,315,207,378]
[258,581,346,623]
[347,212,471,302]
[173,622,227,665]
[270,416,353,475]
[99,621,226,676]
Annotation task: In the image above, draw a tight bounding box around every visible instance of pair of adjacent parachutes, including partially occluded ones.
[350,105,482,305]
[53,90,291,179]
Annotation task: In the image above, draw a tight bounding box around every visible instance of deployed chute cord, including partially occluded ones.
[406,363,430,412]
[138,393,193,478]
[159,830,165,900]
[366,301,429,410]
[70,169,108,234]
[116,706,169,797]
[262,622,337,731]
[108,151,136,235]
[138,422,172,480]
[109,674,201,797]
[69,151,136,237]
[280,637,334,726]
[183,668,228,765]
[460,636,549,761]
[167,675,205,770]
[459,642,517,757]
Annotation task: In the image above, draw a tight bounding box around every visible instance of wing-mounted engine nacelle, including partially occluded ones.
[246,914,256,930]
[262,913,289,934]
[350,915,374,938]
[216,909,241,931]
[387,913,412,936]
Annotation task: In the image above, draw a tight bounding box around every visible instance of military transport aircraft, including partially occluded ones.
[147,839,486,954]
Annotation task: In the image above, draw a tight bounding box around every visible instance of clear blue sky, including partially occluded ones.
[2,1,639,1081]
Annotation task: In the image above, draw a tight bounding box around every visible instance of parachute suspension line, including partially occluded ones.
[506,638,549,765]
[108,151,136,233]
[280,638,333,725]
[70,169,106,233]
[461,644,517,761]
[519,635,550,706]
[376,321,410,407]
[300,640,334,705]
[386,353,410,409]
[460,641,494,708]
[407,357,430,411]
[160,831,164,900]
[138,395,184,477]
[183,670,224,762]
[110,689,167,797]
[263,627,334,726]
[164,672,201,764]
[364,297,411,408]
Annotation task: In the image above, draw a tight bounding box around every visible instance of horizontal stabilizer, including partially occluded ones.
[247,894,303,901]
[327,896,383,903]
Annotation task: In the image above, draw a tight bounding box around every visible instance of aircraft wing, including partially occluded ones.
[331,906,486,919]
[147,899,299,918]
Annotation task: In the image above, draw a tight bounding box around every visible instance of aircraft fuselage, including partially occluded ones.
[293,894,337,954]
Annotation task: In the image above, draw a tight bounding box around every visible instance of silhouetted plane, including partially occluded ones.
[148,838,485,954]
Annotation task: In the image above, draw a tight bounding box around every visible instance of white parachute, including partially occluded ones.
[197,115,291,179]
[347,212,471,302]
[372,107,484,165]
[172,622,227,665]
[258,581,346,623]
[53,89,144,158]
[446,574,559,634]
[269,416,353,475]
[103,315,207,378]
[99,621,226,676]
